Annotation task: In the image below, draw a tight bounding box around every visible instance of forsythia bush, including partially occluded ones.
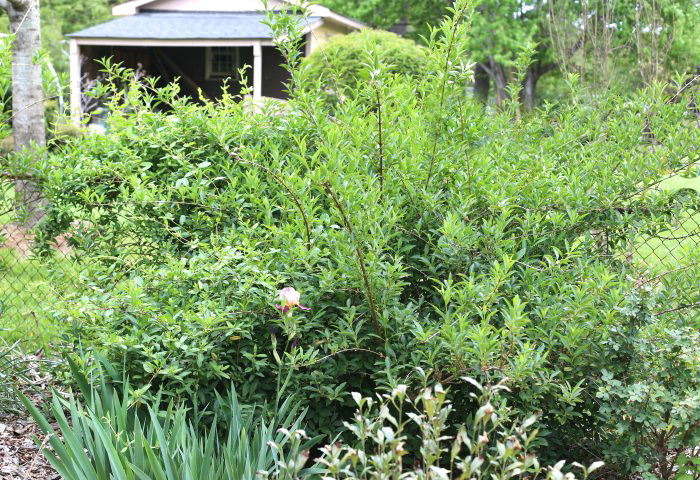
[35,1,699,474]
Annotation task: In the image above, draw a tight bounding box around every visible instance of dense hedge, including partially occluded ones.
[35,8,700,476]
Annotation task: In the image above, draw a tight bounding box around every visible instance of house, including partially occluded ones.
[67,0,364,119]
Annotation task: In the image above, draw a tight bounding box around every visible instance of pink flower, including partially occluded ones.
[275,287,311,313]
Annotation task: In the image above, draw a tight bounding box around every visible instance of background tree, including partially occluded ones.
[623,0,700,85]
[323,0,700,108]
[323,0,558,109]
[547,0,700,90]
[301,29,430,105]
[0,0,45,225]
[1,0,44,150]
[1,0,118,73]
[467,0,557,109]
[321,0,449,41]
[40,0,115,73]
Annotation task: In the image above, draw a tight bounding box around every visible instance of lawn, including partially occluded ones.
[0,183,77,350]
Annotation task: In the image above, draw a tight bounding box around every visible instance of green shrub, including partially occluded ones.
[301,29,430,102]
[596,286,700,479]
[34,1,700,472]
[19,356,321,480]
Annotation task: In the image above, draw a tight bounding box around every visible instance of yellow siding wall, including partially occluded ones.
[308,21,351,54]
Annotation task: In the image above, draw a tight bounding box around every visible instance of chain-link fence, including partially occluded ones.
[0,182,75,347]
[1,173,699,349]
[634,209,700,268]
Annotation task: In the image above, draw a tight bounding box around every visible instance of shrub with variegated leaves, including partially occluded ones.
[317,373,606,480]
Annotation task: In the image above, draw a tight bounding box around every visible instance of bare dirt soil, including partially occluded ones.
[1,224,72,257]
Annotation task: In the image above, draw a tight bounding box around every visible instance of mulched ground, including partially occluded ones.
[0,352,60,480]
[0,415,60,480]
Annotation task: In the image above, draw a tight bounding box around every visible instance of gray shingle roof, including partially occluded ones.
[68,12,321,40]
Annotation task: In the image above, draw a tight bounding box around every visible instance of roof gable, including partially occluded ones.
[128,0,285,14]
[112,0,365,30]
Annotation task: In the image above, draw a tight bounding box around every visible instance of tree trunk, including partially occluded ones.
[5,0,46,226]
[520,63,557,111]
[473,63,490,105]
[488,56,509,109]
[520,68,538,111]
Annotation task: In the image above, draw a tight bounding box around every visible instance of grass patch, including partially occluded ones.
[635,210,700,269]
[656,172,700,192]
[0,184,79,350]
[634,173,700,271]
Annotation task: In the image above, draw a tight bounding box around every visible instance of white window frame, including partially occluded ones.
[205,46,240,80]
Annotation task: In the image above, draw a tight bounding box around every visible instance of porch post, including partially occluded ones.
[69,39,81,124]
[253,41,262,101]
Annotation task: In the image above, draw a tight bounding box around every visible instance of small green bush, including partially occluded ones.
[596,287,700,479]
[301,29,430,102]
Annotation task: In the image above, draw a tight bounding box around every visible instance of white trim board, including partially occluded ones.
[72,38,276,47]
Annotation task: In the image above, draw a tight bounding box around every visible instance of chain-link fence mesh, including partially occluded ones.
[0,181,81,347]
[633,207,700,269]
[1,172,699,349]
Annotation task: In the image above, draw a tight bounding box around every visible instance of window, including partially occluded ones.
[206,47,240,80]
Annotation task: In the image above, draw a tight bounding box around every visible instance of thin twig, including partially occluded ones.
[0,172,36,180]
[634,260,700,289]
[322,182,382,337]
[7,95,61,122]
[297,348,385,368]
[424,2,470,188]
[374,84,385,196]
[22,431,52,480]
[655,301,700,316]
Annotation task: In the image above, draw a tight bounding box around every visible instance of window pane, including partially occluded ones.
[210,47,237,76]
